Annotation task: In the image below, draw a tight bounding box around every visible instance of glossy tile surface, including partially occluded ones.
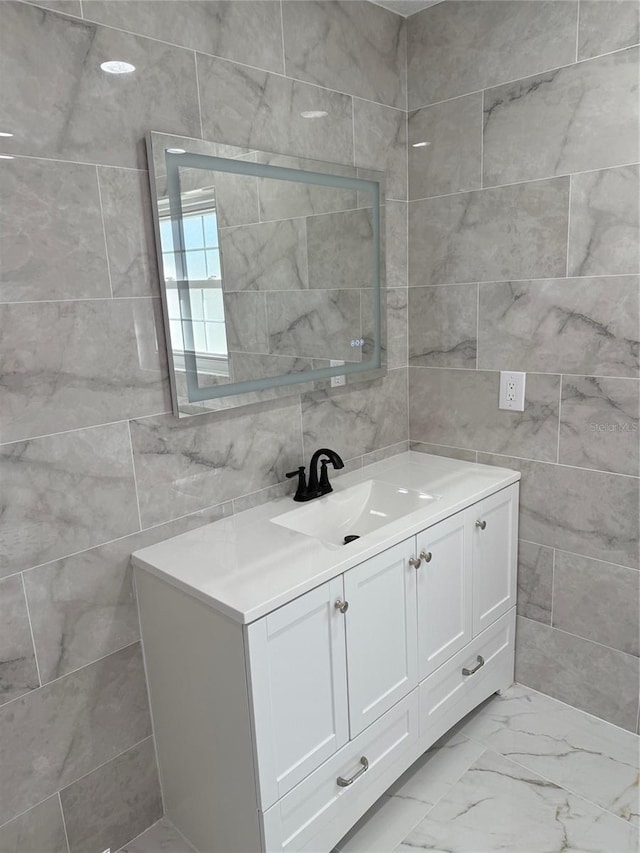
[578,0,640,59]
[483,48,640,186]
[409,178,569,285]
[0,575,39,706]
[282,0,406,108]
[516,540,553,624]
[0,795,68,853]
[0,299,169,443]
[568,165,640,277]
[0,643,151,825]
[0,423,140,575]
[0,2,201,168]
[307,208,375,290]
[553,550,640,656]
[407,0,578,107]
[515,616,640,731]
[408,94,482,199]
[354,100,407,200]
[477,276,640,377]
[410,369,560,462]
[408,285,477,368]
[0,157,110,303]
[558,376,640,475]
[61,737,162,853]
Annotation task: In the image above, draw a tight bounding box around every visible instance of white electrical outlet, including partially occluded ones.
[330,359,346,388]
[499,371,526,411]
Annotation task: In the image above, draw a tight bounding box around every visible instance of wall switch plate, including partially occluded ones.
[330,360,346,388]
[499,371,526,412]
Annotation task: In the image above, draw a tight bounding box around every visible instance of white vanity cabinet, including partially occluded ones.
[133,462,519,853]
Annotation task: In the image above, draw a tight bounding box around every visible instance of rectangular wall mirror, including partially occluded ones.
[147,132,387,417]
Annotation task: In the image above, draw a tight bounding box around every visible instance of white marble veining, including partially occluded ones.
[132,452,519,623]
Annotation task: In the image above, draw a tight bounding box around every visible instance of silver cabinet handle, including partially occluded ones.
[337,756,369,787]
[475,520,487,530]
[420,550,433,562]
[462,655,485,676]
[408,556,421,569]
[335,599,349,614]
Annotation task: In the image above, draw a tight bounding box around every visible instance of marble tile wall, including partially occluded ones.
[0,0,409,847]
[407,0,640,731]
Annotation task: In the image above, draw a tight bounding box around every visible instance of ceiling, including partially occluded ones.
[368,0,444,17]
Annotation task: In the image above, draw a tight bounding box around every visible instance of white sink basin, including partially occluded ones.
[271,479,439,546]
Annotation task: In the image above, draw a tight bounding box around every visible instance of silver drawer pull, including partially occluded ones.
[337,756,369,787]
[475,519,487,530]
[408,556,421,569]
[420,550,433,562]
[335,599,349,614]
[462,655,485,677]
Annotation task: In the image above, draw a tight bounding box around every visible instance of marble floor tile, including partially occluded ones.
[516,540,553,625]
[0,575,39,706]
[118,818,196,853]
[396,747,639,852]
[578,0,640,60]
[483,47,640,186]
[456,683,640,826]
[0,794,68,853]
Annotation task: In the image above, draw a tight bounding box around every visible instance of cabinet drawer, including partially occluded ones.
[419,608,515,747]
[261,691,419,853]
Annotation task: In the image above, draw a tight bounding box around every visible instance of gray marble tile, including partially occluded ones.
[24,0,82,15]
[0,3,200,168]
[0,157,110,303]
[385,202,408,289]
[129,400,303,527]
[267,290,361,362]
[361,441,410,469]
[61,737,161,853]
[219,218,307,292]
[118,818,196,853]
[386,288,408,369]
[83,0,284,73]
[197,54,354,166]
[0,423,140,576]
[410,442,477,463]
[398,747,639,852]
[456,683,640,827]
[0,643,151,825]
[22,502,230,686]
[98,167,160,298]
[407,0,578,109]
[0,299,169,443]
[354,100,406,200]
[559,376,640,475]
[307,209,375,290]
[483,48,640,186]
[516,541,553,625]
[477,276,640,378]
[568,165,640,277]
[578,0,640,59]
[302,368,408,461]
[515,616,640,732]
[477,453,639,569]
[410,369,560,462]
[223,291,269,355]
[257,157,358,223]
[408,284,477,368]
[553,550,640,657]
[0,575,39,707]
[282,0,406,109]
[409,178,569,285]
[0,795,68,853]
[408,94,482,200]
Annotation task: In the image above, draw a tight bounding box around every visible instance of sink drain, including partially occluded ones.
[343,534,360,545]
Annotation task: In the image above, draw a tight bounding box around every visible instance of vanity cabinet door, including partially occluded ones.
[467,484,518,636]
[416,511,472,680]
[246,577,349,810]
[343,539,418,737]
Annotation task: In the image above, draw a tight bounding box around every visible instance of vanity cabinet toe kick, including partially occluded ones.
[135,482,519,853]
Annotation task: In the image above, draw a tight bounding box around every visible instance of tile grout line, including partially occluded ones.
[519,613,639,662]
[575,0,581,64]
[475,282,480,370]
[94,165,114,299]
[19,572,43,689]
[550,547,556,626]
[566,173,573,276]
[279,0,287,77]
[57,791,72,853]
[193,51,204,141]
[126,421,144,533]
[113,817,164,853]
[556,375,563,464]
[518,537,639,574]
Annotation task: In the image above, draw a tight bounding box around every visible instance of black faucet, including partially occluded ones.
[286,448,345,502]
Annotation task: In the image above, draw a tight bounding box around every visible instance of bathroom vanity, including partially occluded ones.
[132,452,520,853]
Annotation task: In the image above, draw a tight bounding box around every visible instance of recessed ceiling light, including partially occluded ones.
[0,154,15,159]
[412,141,430,148]
[166,148,186,154]
[100,60,136,74]
[0,131,13,138]
[300,110,329,119]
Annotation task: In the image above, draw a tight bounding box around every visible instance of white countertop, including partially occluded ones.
[131,451,520,624]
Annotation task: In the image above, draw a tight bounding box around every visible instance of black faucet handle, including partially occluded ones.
[318,460,333,495]
[286,466,308,502]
